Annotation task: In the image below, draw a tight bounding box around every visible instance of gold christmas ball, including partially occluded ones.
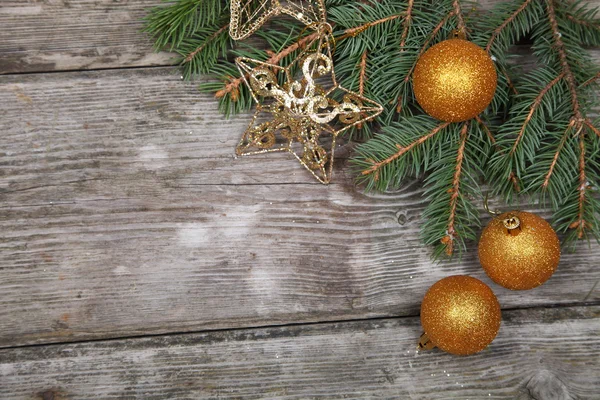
[412,39,497,122]
[479,211,561,290]
[420,275,501,356]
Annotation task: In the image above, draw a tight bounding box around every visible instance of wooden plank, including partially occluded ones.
[0,306,598,399]
[1,68,599,348]
[2,0,600,74]
[0,0,174,74]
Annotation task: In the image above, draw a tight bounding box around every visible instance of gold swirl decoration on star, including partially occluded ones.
[234,29,383,184]
[229,0,327,40]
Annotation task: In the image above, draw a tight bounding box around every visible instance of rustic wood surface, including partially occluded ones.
[0,0,175,74]
[1,0,600,398]
[2,0,598,74]
[1,67,600,350]
[1,306,598,399]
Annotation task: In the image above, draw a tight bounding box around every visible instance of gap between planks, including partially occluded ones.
[1,300,598,352]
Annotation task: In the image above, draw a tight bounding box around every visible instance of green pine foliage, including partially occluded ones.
[485,0,600,246]
[144,0,226,50]
[143,0,600,258]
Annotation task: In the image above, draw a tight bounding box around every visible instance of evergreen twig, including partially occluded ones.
[143,0,600,256]
[441,122,469,256]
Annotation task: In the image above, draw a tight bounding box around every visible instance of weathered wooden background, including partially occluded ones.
[1,1,599,399]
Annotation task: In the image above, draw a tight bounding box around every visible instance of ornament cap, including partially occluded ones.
[417,332,436,351]
[502,214,522,235]
[451,29,467,40]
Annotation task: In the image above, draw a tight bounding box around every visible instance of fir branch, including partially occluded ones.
[546,0,582,121]
[335,13,405,41]
[142,0,600,254]
[510,72,565,156]
[573,131,589,238]
[441,122,469,256]
[358,50,368,96]
[399,0,414,50]
[560,1,600,47]
[361,122,450,180]
[581,71,600,88]
[452,0,466,33]
[357,50,369,130]
[585,119,600,138]
[485,0,534,53]
[184,23,229,62]
[542,119,574,189]
[144,0,224,50]
[566,13,600,30]
[475,116,498,145]
[546,0,596,241]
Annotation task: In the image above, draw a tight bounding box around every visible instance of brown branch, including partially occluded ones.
[566,13,600,30]
[357,50,368,129]
[405,11,456,83]
[399,0,414,50]
[396,96,404,114]
[453,0,466,34]
[572,131,588,238]
[486,0,533,53]
[547,0,582,121]
[184,24,229,63]
[336,13,405,41]
[216,31,320,99]
[503,70,519,95]
[361,122,451,177]
[547,0,591,238]
[542,119,575,189]
[475,116,496,144]
[509,172,521,192]
[584,119,600,138]
[474,116,519,191]
[509,72,565,155]
[442,122,469,256]
[481,0,528,95]
[358,51,368,95]
[475,115,521,191]
[581,71,600,88]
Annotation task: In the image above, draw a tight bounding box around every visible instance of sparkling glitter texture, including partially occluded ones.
[420,276,501,356]
[412,39,497,122]
[478,211,561,290]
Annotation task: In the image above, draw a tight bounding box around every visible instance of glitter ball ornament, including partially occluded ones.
[412,39,497,122]
[419,275,501,356]
[479,211,561,290]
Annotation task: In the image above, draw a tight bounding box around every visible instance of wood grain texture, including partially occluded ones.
[0,0,175,74]
[0,306,598,399]
[1,68,599,348]
[2,0,600,74]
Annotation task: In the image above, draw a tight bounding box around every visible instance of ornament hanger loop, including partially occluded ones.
[483,193,501,216]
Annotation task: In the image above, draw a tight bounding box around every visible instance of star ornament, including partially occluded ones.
[234,32,383,184]
[229,0,327,40]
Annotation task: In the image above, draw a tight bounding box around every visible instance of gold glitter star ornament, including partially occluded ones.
[229,0,327,40]
[235,31,383,184]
